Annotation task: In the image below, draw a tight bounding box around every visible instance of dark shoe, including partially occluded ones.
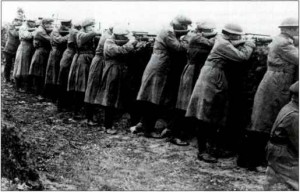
[106,128,118,135]
[197,153,218,163]
[17,88,26,93]
[170,137,189,146]
[36,95,45,101]
[130,122,144,134]
[144,132,163,139]
[160,128,172,138]
[73,113,84,120]
[87,120,98,126]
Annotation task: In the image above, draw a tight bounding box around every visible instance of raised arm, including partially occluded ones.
[51,29,69,44]
[279,41,299,65]
[215,37,255,62]
[19,25,34,40]
[104,39,135,58]
[77,31,98,46]
[164,30,187,52]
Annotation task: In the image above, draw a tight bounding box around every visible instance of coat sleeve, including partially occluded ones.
[9,27,19,38]
[190,35,215,48]
[36,29,51,43]
[51,30,69,44]
[279,42,299,66]
[105,41,135,58]
[164,30,187,52]
[286,113,299,153]
[217,40,255,62]
[19,26,33,40]
[77,32,98,45]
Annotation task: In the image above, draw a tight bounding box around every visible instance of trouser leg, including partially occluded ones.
[196,121,209,154]
[86,103,95,121]
[32,76,44,96]
[3,52,14,82]
[44,84,58,102]
[169,109,186,139]
[207,123,221,156]
[73,91,85,116]
[140,102,158,134]
[128,101,142,126]
[15,77,22,90]
[104,106,115,129]
[23,76,31,92]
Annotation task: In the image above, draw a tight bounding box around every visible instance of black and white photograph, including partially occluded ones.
[1,0,299,190]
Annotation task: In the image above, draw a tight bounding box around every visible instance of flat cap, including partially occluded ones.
[113,24,130,35]
[61,19,72,26]
[172,14,192,25]
[42,18,54,24]
[14,14,24,21]
[289,81,299,94]
[82,18,95,28]
[26,18,36,22]
[196,20,217,37]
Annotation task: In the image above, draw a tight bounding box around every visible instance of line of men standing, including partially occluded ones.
[2,13,299,190]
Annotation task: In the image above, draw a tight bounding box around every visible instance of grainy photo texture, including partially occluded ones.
[1,1,299,190]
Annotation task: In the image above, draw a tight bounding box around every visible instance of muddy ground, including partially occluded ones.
[1,76,267,191]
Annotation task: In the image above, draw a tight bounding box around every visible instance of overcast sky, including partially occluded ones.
[2,1,298,36]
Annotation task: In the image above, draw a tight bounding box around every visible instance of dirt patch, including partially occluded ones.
[1,77,266,190]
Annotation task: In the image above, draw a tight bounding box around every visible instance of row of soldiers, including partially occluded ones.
[2,14,299,190]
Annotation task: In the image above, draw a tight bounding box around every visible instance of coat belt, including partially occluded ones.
[77,50,94,54]
[267,65,295,74]
[153,49,167,54]
[205,62,224,69]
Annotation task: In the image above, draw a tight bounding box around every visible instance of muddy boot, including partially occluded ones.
[160,128,172,139]
[87,120,98,126]
[144,131,163,139]
[169,137,189,146]
[197,153,218,163]
[106,127,118,135]
[130,122,144,134]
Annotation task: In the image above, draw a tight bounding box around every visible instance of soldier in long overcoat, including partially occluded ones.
[44,20,71,102]
[133,15,191,138]
[264,81,299,191]
[169,20,216,146]
[95,25,137,134]
[84,27,112,125]
[3,15,22,83]
[67,18,100,119]
[239,18,299,169]
[13,18,36,92]
[186,23,255,163]
[29,18,54,97]
[57,23,81,111]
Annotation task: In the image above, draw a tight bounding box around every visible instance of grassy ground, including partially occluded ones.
[1,77,266,191]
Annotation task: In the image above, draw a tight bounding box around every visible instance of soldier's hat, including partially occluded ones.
[279,17,298,28]
[196,20,217,37]
[82,18,95,28]
[42,18,54,25]
[61,19,72,27]
[289,81,299,94]
[222,23,243,35]
[172,14,192,26]
[26,18,36,22]
[113,24,130,36]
